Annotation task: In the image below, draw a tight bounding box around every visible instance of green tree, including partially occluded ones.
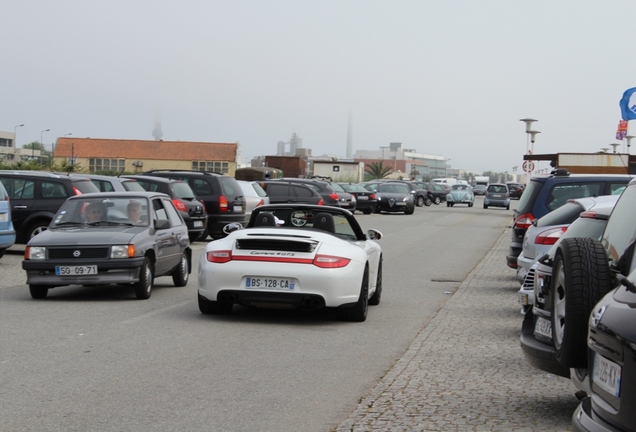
[365,161,392,179]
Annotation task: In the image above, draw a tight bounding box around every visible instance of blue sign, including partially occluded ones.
[619,87,636,120]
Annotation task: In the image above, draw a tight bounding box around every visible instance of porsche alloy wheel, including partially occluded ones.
[336,268,369,322]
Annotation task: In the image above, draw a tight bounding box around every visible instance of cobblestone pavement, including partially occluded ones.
[336,228,580,432]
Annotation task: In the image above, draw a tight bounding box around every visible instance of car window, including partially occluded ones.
[153,198,169,222]
[122,181,146,192]
[293,185,315,198]
[171,182,196,199]
[250,182,267,197]
[536,202,583,227]
[41,181,68,199]
[2,179,35,199]
[72,179,100,194]
[546,183,602,211]
[602,184,636,264]
[162,198,184,226]
[330,183,345,192]
[95,180,114,192]
[191,178,214,196]
[340,184,367,193]
[219,177,241,197]
[256,209,358,240]
[134,180,160,192]
[265,183,289,196]
[0,182,7,200]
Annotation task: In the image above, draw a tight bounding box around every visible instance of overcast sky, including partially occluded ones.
[3,1,636,174]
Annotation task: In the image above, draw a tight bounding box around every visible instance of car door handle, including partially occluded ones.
[13,205,28,209]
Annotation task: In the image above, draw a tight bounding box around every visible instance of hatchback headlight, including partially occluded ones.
[111,245,133,259]
[26,247,46,260]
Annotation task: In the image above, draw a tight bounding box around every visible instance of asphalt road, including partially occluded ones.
[0,198,510,432]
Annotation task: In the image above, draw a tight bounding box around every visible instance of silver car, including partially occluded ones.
[237,180,270,222]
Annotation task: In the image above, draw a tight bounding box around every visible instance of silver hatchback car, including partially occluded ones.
[483,183,510,210]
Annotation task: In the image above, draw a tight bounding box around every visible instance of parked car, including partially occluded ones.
[506,169,632,269]
[330,182,357,211]
[472,184,487,196]
[0,170,100,243]
[74,173,146,192]
[260,181,324,205]
[507,182,524,199]
[516,195,620,282]
[519,202,617,378]
[123,175,207,242]
[0,181,16,258]
[421,181,447,203]
[570,177,636,432]
[141,170,246,240]
[21,192,192,300]
[237,180,269,221]
[338,183,377,214]
[483,183,510,209]
[391,180,431,207]
[375,182,415,214]
[446,183,474,207]
[272,178,341,207]
[198,204,383,321]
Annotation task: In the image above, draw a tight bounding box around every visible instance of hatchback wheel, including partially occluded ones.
[134,257,154,300]
[172,253,189,287]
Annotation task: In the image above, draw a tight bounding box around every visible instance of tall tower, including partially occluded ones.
[346,111,353,158]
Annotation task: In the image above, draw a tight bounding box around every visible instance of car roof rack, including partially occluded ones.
[142,169,225,176]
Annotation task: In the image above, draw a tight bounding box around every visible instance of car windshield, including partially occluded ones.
[330,183,346,193]
[52,197,151,226]
[452,184,468,191]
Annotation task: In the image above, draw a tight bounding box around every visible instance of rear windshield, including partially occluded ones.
[330,183,345,192]
[171,182,196,199]
[219,177,242,198]
[536,202,583,227]
[250,182,267,197]
[72,179,100,194]
[122,181,146,192]
[340,184,368,193]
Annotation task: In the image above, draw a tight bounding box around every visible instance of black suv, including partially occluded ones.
[260,181,323,205]
[506,169,632,269]
[123,175,207,242]
[141,170,245,240]
[0,170,100,243]
[273,178,341,207]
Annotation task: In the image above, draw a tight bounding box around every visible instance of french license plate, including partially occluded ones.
[534,317,552,339]
[193,221,204,228]
[492,194,503,198]
[245,277,296,290]
[593,353,622,397]
[55,265,98,276]
[357,196,368,200]
[233,205,243,212]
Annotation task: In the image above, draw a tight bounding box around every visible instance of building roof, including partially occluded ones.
[54,137,238,161]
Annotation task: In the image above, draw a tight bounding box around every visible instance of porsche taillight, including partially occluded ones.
[206,250,232,263]
[312,255,351,268]
[535,227,568,245]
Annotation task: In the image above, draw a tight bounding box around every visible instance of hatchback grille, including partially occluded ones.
[236,239,317,253]
[48,248,110,259]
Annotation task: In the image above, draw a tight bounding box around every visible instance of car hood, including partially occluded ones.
[28,226,145,246]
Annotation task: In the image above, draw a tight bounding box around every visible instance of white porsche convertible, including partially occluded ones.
[197,204,383,322]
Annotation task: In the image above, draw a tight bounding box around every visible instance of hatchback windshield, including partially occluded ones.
[53,197,151,226]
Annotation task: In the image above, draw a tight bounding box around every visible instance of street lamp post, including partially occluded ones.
[39,129,50,161]
[13,124,24,149]
[625,135,635,154]
[519,118,539,187]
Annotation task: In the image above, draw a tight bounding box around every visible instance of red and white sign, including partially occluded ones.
[522,160,535,172]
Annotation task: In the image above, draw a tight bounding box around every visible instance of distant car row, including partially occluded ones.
[507,169,636,431]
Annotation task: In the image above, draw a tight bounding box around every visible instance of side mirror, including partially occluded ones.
[223,223,243,234]
[367,229,382,240]
[155,219,170,230]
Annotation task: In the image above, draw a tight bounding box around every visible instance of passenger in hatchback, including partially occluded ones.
[84,202,105,222]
